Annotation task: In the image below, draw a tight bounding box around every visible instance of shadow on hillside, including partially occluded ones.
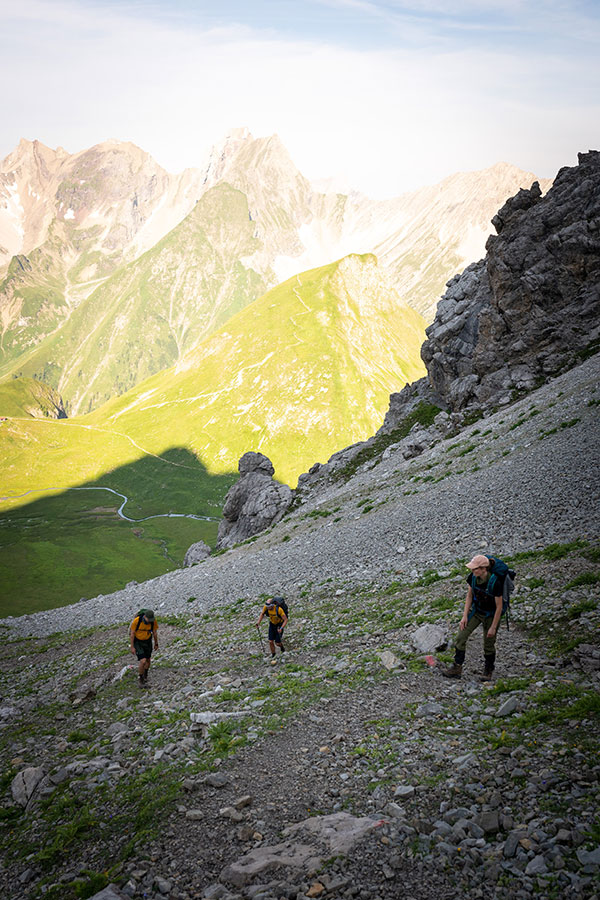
[0,448,238,617]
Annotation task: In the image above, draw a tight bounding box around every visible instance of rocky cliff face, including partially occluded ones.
[296,151,599,499]
[421,150,600,412]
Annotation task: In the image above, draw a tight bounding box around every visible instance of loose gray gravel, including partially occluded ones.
[2,355,599,641]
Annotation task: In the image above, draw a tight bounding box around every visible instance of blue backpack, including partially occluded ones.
[469,557,515,629]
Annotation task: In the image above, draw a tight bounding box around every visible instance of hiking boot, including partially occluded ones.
[480,669,494,682]
[138,676,145,688]
[441,663,463,678]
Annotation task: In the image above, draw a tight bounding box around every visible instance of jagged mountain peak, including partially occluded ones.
[201,127,304,192]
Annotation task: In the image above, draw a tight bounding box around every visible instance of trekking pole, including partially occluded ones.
[255,623,265,653]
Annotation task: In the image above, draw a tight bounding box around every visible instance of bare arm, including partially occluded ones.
[487,596,503,638]
[459,586,473,630]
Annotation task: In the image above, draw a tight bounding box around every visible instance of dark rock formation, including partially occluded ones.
[295,151,599,496]
[216,452,293,549]
[421,150,600,412]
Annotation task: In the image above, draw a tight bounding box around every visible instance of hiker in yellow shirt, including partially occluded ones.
[129,609,159,687]
[256,597,288,665]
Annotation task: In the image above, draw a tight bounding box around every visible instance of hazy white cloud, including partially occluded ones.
[0,0,598,196]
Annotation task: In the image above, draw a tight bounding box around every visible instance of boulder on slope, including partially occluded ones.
[216,452,292,550]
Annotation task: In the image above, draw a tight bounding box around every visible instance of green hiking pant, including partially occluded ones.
[454,611,497,658]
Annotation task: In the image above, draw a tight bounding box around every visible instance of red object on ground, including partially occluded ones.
[424,655,437,667]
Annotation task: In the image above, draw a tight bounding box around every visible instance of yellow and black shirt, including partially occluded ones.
[130,615,158,642]
[263,605,286,625]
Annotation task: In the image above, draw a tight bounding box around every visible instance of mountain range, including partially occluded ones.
[1,130,548,418]
[0,129,555,610]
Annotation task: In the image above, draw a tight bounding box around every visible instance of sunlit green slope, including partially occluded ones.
[0,376,66,419]
[1,252,426,504]
[2,183,268,415]
[85,253,427,486]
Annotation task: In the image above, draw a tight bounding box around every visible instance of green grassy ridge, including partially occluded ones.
[84,253,427,486]
[1,183,269,415]
[0,377,65,419]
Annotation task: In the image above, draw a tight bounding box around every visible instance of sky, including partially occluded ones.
[1,0,599,197]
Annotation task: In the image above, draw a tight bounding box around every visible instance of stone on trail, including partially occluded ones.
[415,701,444,718]
[525,855,549,875]
[577,846,600,866]
[379,650,402,670]
[495,695,519,716]
[477,810,499,834]
[285,811,387,855]
[411,624,448,654]
[220,813,386,887]
[220,842,319,887]
[11,767,45,808]
[204,772,231,788]
[394,785,415,799]
[88,886,129,900]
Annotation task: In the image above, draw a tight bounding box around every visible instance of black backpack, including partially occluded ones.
[272,596,289,618]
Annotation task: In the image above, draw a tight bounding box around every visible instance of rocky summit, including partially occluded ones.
[0,152,599,900]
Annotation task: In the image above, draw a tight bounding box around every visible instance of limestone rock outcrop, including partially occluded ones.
[421,150,600,412]
[216,452,292,550]
[295,151,599,498]
[183,541,212,567]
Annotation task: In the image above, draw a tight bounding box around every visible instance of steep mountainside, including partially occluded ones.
[82,253,427,486]
[0,131,546,413]
[0,139,204,368]
[0,376,66,419]
[3,184,268,414]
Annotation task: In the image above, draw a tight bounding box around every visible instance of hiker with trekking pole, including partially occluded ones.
[441,555,514,682]
[256,596,288,665]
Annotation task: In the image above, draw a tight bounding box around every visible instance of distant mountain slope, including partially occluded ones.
[0,138,205,369]
[0,376,66,419]
[83,253,427,485]
[0,130,546,414]
[371,161,553,319]
[0,253,424,503]
[2,183,268,414]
